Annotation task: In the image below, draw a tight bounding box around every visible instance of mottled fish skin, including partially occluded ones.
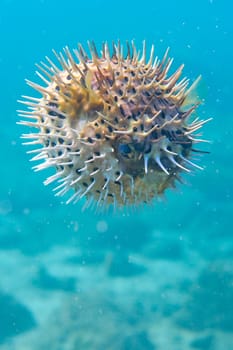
[18,41,211,210]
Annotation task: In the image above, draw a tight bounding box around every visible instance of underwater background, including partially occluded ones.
[0,0,232,349]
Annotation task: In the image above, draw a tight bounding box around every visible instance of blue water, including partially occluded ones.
[0,0,232,349]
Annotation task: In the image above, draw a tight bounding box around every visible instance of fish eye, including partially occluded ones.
[118,143,131,156]
[134,142,145,152]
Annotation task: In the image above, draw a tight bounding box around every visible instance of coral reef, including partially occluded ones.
[0,292,36,344]
[176,262,233,331]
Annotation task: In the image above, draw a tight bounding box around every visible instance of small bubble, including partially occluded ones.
[23,208,30,215]
[96,220,108,233]
[0,200,12,215]
[73,221,79,232]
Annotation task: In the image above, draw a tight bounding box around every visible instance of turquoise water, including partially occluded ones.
[0,0,232,349]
